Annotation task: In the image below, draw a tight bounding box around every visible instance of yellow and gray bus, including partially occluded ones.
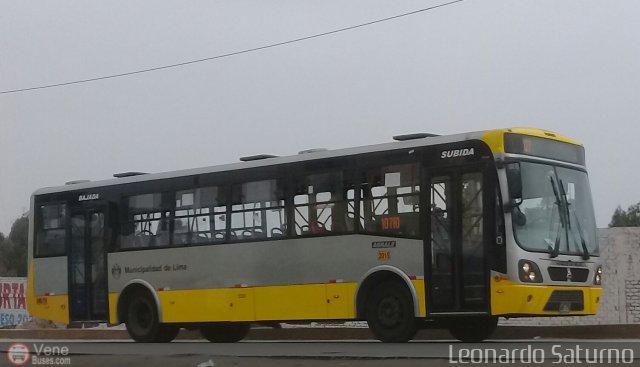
[27,128,602,342]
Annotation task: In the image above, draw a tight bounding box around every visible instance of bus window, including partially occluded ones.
[347,187,364,231]
[36,203,67,256]
[461,172,484,304]
[231,180,286,240]
[174,187,226,245]
[362,164,420,237]
[293,172,353,236]
[121,193,171,248]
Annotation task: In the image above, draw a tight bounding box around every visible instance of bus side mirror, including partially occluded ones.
[505,162,523,210]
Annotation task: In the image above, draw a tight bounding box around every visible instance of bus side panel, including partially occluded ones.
[254,284,327,320]
[326,282,357,319]
[107,236,424,323]
[159,288,255,323]
[157,283,358,323]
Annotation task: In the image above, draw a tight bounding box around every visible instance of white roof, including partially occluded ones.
[33,130,486,196]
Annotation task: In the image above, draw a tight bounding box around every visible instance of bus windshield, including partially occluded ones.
[511,161,599,257]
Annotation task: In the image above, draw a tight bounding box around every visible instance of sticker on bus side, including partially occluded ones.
[372,241,396,248]
[381,216,401,230]
[440,148,475,159]
[78,193,100,201]
[377,251,391,261]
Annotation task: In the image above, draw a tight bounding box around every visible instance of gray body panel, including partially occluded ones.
[107,235,423,293]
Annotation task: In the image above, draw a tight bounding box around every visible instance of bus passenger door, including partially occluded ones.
[427,167,489,314]
[69,207,109,322]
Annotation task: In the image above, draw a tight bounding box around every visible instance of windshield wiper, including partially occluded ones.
[572,209,590,260]
[559,179,590,260]
[549,176,568,258]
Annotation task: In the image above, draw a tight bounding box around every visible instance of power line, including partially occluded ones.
[1,0,465,95]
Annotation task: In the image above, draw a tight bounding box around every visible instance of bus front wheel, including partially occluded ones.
[365,281,417,342]
[448,316,498,342]
[125,290,179,343]
[200,322,250,343]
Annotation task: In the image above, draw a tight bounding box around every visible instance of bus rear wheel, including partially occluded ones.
[448,316,498,342]
[200,322,250,343]
[365,281,417,342]
[125,290,179,343]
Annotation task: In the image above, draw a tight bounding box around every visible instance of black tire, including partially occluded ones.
[200,322,250,343]
[448,316,498,343]
[155,324,180,343]
[125,290,178,343]
[365,281,417,342]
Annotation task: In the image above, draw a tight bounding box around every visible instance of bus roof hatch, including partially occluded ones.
[239,154,278,162]
[392,133,440,141]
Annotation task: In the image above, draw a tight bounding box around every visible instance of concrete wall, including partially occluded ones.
[501,227,640,326]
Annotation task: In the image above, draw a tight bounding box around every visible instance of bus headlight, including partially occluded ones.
[518,260,543,283]
[594,266,602,285]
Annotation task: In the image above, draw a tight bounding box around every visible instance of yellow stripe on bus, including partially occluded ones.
[27,261,70,324]
[157,283,359,323]
[413,280,426,317]
[38,279,426,325]
[108,293,119,324]
[112,280,425,324]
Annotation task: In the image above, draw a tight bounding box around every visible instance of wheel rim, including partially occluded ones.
[377,295,403,328]
[131,299,153,333]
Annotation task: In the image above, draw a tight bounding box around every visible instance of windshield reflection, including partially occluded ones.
[511,162,599,257]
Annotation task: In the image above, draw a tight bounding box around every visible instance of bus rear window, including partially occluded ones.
[36,204,67,257]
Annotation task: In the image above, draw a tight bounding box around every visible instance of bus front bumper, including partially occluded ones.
[490,279,602,316]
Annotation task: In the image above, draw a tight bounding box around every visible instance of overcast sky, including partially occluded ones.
[1,0,639,234]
